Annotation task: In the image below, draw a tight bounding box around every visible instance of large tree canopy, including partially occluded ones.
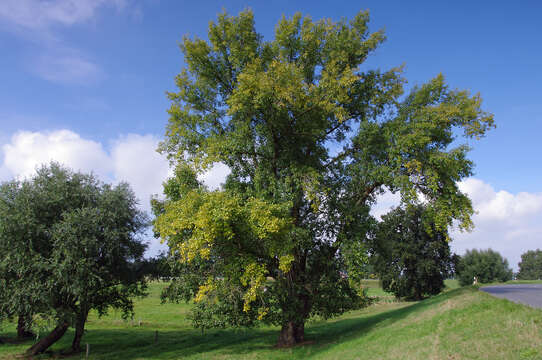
[0,163,148,356]
[154,10,494,346]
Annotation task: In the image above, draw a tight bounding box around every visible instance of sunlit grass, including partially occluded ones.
[1,282,541,359]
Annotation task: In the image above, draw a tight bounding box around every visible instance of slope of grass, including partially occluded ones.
[444,279,460,290]
[1,283,542,359]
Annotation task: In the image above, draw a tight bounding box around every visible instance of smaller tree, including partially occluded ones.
[517,249,542,280]
[371,205,453,300]
[0,180,36,340]
[457,249,513,286]
[0,163,148,356]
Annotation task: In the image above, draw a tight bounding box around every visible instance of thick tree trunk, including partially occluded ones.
[276,321,305,347]
[295,322,304,342]
[71,308,89,352]
[276,246,310,347]
[17,314,34,339]
[25,322,69,356]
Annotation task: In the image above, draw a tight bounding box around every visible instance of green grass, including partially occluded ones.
[359,279,394,298]
[444,278,460,290]
[480,279,542,287]
[360,278,460,298]
[1,282,542,359]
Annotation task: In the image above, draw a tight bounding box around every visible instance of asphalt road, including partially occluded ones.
[481,284,542,309]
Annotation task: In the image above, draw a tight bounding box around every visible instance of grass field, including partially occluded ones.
[1,282,542,359]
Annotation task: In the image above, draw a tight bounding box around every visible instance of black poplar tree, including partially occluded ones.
[155,10,494,346]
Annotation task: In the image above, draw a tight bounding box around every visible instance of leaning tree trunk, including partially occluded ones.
[17,314,34,339]
[71,308,89,353]
[25,322,69,356]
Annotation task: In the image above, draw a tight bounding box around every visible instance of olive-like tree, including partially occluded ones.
[372,205,454,300]
[0,179,37,340]
[0,163,148,356]
[154,10,494,346]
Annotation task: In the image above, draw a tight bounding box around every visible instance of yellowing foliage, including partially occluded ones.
[194,277,216,303]
[240,262,267,311]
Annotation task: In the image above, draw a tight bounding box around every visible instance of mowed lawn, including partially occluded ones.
[1,281,542,359]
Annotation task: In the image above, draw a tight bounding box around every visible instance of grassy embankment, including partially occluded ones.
[1,280,541,359]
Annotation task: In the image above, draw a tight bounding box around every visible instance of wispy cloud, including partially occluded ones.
[32,54,104,85]
[0,0,132,85]
[0,0,126,30]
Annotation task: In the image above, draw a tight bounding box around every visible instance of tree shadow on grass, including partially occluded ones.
[0,288,471,359]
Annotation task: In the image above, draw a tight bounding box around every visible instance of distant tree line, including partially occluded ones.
[456,249,513,286]
[517,249,542,280]
[137,252,172,281]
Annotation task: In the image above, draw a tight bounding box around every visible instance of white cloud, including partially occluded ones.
[199,162,231,191]
[0,130,174,202]
[0,129,233,256]
[111,134,171,211]
[458,178,542,223]
[370,179,542,271]
[3,131,539,268]
[452,179,542,271]
[1,130,112,179]
[0,0,126,30]
[370,188,401,219]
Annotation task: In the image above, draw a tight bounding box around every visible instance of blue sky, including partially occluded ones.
[0,0,541,268]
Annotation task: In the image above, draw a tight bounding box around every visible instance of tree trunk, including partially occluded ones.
[17,314,34,339]
[294,322,304,342]
[71,308,89,352]
[25,322,69,356]
[276,321,305,347]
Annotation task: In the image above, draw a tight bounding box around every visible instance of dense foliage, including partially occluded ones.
[517,249,542,280]
[154,9,493,346]
[0,163,148,356]
[457,249,513,286]
[372,205,454,300]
